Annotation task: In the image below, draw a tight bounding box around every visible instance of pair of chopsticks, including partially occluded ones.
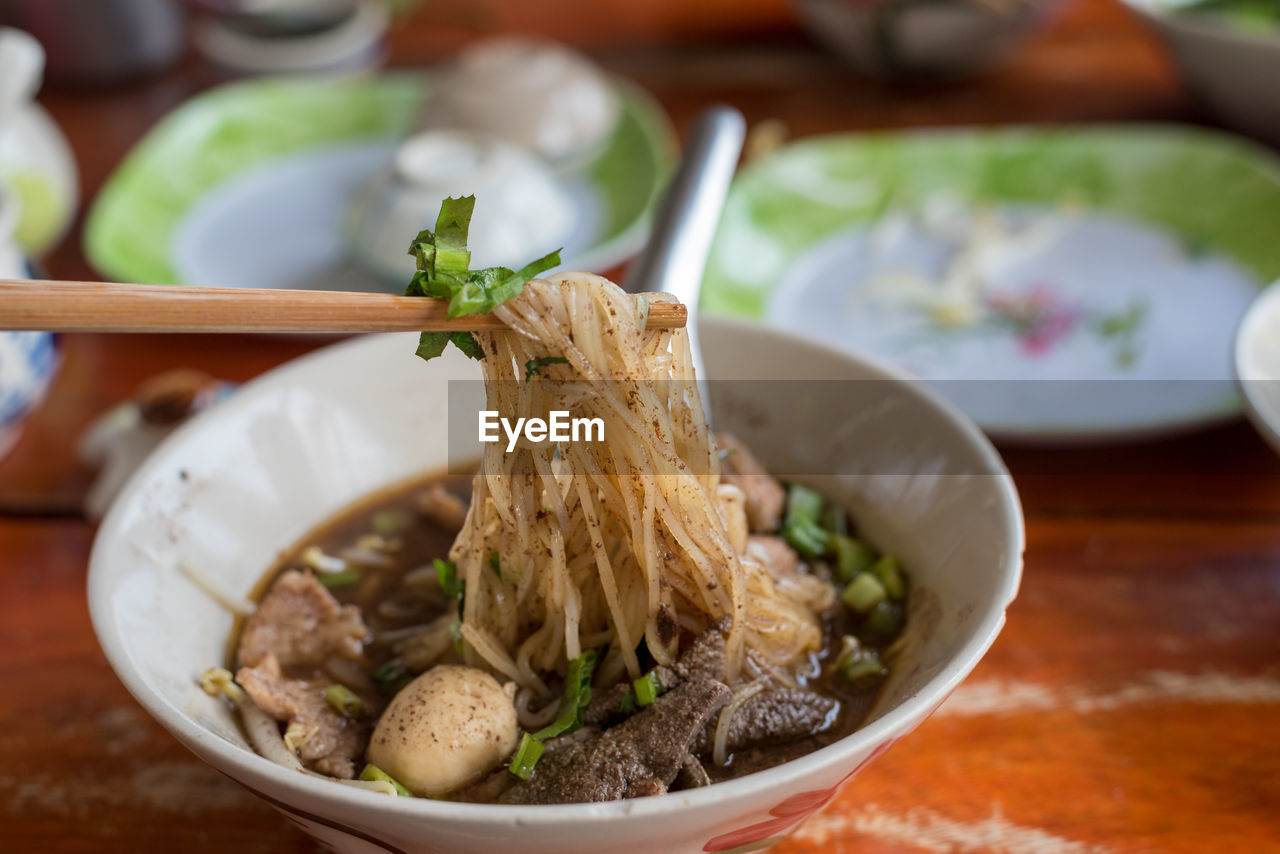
[0,279,687,334]
[0,107,752,336]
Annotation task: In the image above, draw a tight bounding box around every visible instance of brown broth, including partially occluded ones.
[233,472,902,797]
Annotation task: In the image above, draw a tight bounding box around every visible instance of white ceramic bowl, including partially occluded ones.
[89,316,1023,854]
[347,129,576,283]
[1236,280,1280,456]
[1124,0,1280,144]
[794,0,1060,80]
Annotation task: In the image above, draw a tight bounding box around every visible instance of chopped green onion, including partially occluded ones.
[841,572,887,614]
[359,763,414,796]
[449,618,463,654]
[785,483,824,525]
[839,648,887,684]
[784,518,829,560]
[435,558,466,616]
[371,659,412,694]
[821,504,848,538]
[868,554,905,600]
[489,551,503,580]
[632,671,663,707]
[317,569,362,588]
[371,509,413,536]
[782,484,830,559]
[434,558,462,598]
[508,732,545,780]
[619,690,638,716]
[861,600,904,642]
[831,535,876,584]
[533,649,599,740]
[524,356,569,381]
[324,684,366,718]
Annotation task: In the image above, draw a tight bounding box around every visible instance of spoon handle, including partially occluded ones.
[624,106,746,392]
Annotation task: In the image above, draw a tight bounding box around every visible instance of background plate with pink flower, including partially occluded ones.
[703,126,1280,442]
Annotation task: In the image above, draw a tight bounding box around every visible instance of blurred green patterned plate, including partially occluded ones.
[85,73,673,292]
[703,126,1280,441]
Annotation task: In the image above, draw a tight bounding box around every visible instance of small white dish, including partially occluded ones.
[1123,0,1280,144]
[194,0,389,76]
[1236,280,1280,456]
[88,315,1022,854]
[420,37,621,167]
[347,129,577,281]
[794,0,1060,80]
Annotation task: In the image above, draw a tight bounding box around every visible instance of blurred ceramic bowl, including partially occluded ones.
[1236,280,1280,457]
[420,37,621,168]
[795,0,1060,80]
[346,129,576,283]
[194,0,389,75]
[1123,0,1280,144]
[89,317,1022,854]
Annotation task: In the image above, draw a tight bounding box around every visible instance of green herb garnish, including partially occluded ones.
[838,647,887,684]
[632,670,663,707]
[406,196,561,362]
[359,763,414,796]
[371,659,412,695]
[371,508,413,536]
[488,551,503,580]
[508,732,545,780]
[435,557,464,606]
[324,684,366,718]
[867,554,905,600]
[317,569,362,588]
[524,356,570,381]
[841,572,887,614]
[821,504,848,537]
[619,690,638,716]
[831,535,876,584]
[781,483,829,559]
[861,600,904,642]
[532,649,599,741]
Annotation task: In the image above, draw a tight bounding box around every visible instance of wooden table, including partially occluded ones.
[3,0,1279,850]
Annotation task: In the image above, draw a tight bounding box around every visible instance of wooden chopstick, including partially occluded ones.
[0,279,687,334]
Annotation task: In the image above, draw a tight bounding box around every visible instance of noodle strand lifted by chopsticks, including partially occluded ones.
[450,273,826,721]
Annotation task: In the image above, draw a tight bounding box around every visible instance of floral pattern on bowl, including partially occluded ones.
[702,738,900,853]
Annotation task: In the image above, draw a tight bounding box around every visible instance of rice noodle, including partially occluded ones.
[235,691,305,772]
[179,561,256,617]
[712,679,768,767]
[449,273,831,725]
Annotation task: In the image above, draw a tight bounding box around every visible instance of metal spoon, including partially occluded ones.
[624,105,747,397]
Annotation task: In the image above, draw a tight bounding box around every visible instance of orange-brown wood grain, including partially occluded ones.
[3,0,1279,850]
[2,518,1277,851]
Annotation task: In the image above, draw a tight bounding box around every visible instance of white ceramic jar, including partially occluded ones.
[0,27,78,257]
[0,186,60,460]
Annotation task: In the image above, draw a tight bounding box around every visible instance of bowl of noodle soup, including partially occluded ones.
[89,275,1022,854]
